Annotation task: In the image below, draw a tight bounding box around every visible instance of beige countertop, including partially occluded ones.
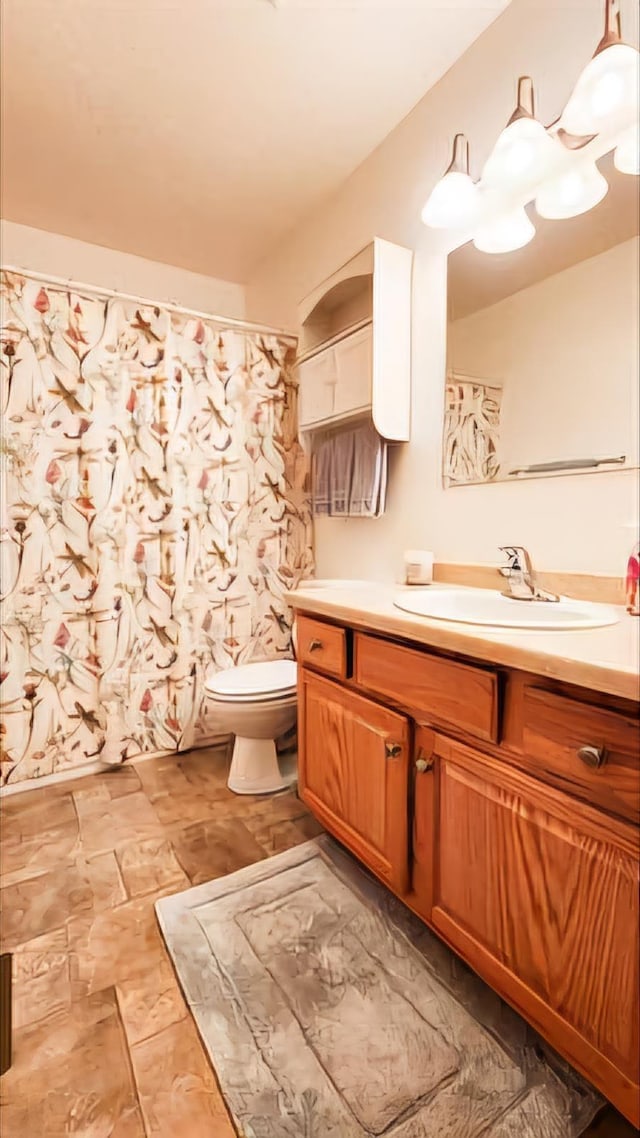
[289,582,640,702]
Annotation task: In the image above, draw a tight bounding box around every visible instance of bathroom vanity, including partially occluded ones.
[290,584,640,1126]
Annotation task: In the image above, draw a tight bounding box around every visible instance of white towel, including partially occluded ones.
[312,422,388,518]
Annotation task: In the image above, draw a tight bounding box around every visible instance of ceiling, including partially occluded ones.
[448,151,640,322]
[1,0,509,283]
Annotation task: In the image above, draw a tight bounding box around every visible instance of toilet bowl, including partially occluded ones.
[204,659,297,795]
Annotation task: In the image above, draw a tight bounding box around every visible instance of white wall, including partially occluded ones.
[449,238,639,475]
[246,0,640,580]
[1,220,246,319]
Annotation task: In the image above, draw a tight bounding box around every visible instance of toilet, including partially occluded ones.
[204,659,297,795]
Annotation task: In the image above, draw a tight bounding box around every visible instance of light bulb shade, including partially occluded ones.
[481,117,557,187]
[421,170,478,229]
[473,208,536,254]
[614,123,640,174]
[535,163,609,219]
[561,43,639,135]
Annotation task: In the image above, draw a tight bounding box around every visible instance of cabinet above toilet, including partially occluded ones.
[297,238,413,441]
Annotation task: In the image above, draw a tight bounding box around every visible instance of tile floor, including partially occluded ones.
[0,747,635,1137]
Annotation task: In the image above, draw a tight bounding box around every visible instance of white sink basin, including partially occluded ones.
[393,587,619,630]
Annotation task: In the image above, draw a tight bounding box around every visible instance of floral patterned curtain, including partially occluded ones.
[0,271,312,786]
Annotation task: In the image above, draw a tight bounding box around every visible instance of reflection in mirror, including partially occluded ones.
[443,150,639,488]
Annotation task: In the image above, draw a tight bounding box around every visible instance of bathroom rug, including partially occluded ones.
[156,835,600,1138]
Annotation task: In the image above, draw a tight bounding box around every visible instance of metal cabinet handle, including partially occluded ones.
[577,745,607,769]
[385,742,402,759]
[414,746,432,773]
[308,639,323,652]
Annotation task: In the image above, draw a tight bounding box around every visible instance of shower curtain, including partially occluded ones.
[0,270,312,786]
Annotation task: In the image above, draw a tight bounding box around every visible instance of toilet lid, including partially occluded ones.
[205,659,297,698]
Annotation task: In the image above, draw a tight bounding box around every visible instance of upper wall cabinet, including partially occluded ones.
[297,238,413,440]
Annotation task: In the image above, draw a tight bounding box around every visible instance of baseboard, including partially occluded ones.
[0,735,230,798]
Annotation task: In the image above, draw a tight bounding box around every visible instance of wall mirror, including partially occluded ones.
[443,150,639,487]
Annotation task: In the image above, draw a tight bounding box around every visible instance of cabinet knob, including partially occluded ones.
[308,639,323,652]
[385,742,402,759]
[415,752,434,774]
[577,745,607,769]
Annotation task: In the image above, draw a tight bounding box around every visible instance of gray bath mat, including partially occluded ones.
[156,835,600,1137]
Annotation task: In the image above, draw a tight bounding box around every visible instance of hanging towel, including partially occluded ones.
[312,422,388,518]
[311,435,333,516]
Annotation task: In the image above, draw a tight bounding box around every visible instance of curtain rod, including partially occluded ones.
[1,264,298,344]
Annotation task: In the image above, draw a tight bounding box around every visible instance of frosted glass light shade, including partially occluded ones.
[473,208,535,254]
[561,43,639,135]
[482,117,556,187]
[421,171,478,229]
[535,164,608,219]
[614,124,640,175]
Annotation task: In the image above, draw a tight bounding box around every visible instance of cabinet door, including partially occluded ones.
[431,734,639,1125]
[298,347,336,427]
[298,669,410,892]
[333,324,372,417]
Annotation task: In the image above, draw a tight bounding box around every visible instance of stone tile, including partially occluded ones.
[0,819,81,884]
[0,792,80,879]
[49,764,142,801]
[75,790,164,855]
[116,837,189,899]
[0,780,71,811]
[85,850,128,911]
[0,1099,146,1138]
[244,811,325,856]
[0,862,93,949]
[12,928,71,1030]
[177,745,230,791]
[0,989,144,1137]
[134,754,194,800]
[146,787,227,828]
[98,764,143,799]
[116,956,187,1047]
[0,789,76,833]
[149,781,306,832]
[68,897,167,997]
[130,1014,236,1137]
[229,786,309,825]
[168,816,267,885]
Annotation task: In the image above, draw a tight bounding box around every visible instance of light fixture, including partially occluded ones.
[421,134,479,229]
[535,162,609,218]
[473,208,536,254]
[482,77,557,187]
[561,0,639,135]
[614,123,640,174]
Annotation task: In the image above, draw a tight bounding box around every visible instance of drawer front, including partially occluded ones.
[354,634,499,742]
[523,687,640,823]
[296,614,347,679]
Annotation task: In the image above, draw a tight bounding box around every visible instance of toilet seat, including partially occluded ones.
[205,659,297,702]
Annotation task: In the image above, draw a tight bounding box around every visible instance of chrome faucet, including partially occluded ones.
[498,546,560,603]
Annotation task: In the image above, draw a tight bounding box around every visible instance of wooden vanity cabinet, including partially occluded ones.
[296,617,640,1125]
[418,732,639,1122]
[298,670,410,893]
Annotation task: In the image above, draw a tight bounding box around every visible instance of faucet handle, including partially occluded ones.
[499,546,525,574]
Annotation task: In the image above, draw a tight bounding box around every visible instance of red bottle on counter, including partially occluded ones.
[626,543,640,615]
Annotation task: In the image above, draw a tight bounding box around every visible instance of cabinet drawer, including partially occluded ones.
[296,615,347,679]
[354,634,499,742]
[298,348,336,427]
[523,687,640,823]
